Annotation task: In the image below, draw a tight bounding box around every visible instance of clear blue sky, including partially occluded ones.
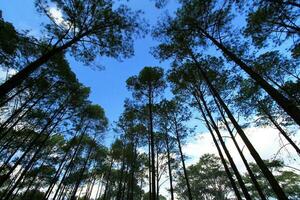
[0,0,179,133]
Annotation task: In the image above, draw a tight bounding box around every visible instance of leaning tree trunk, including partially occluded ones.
[190,52,289,200]
[197,89,251,199]
[51,124,90,200]
[213,95,267,200]
[165,130,175,200]
[0,102,66,187]
[260,104,300,155]
[0,31,89,98]
[43,134,79,199]
[69,145,93,200]
[199,30,300,126]
[2,110,65,200]
[194,93,242,200]
[173,119,193,200]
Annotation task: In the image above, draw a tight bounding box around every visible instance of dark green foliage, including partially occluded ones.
[175,154,232,200]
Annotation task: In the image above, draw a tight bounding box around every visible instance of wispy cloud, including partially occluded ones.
[48,6,71,29]
[183,126,300,172]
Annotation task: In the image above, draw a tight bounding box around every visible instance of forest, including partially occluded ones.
[0,0,299,199]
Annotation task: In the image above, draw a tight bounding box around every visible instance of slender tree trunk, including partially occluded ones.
[95,178,102,200]
[56,184,66,200]
[197,89,252,199]
[0,129,35,171]
[156,143,159,200]
[0,85,50,142]
[43,131,81,199]
[173,119,193,200]
[121,169,127,200]
[139,177,143,200]
[213,95,267,200]
[261,106,300,155]
[165,130,175,200]
[265,75,299,103]
[148,134,152,199]
[0,83,29,108]
[190,52,289,200]
[148,85,156,200]
[51,124,89,200]
[0,97,56,155]
[194,93,242,200]
[129,144,137,200]
[21,159,48,199]
[116,155,126,199]
[103,159,113,200]
[0,33,87,98]
[0,91,38,130]
[2,111,65,200]
[199,30,300,126]
[86,176,96,200]
[0,103,66,187]
[0,77,56,129]
[69,145,93,200]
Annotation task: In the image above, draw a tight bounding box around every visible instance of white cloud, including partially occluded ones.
[48,7,65,25]
[183,126,300,172]
[0,67,17,83]
[48,7,71,29]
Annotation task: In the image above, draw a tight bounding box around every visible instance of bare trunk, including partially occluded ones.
[190,52,288,200]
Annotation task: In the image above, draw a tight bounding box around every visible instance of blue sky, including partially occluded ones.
[0,0,178,129]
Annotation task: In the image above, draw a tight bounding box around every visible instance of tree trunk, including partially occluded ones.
[213,95,267,200]
[103,159,113,200]
[190,52,289,200]
[165,130,175,200]
[197,90,251,200]
[148,84,156,200]
[0,83,29,108]
[116,159,126,199]
[0,33,86,98]
[2,111,64,200]
[173,119,193,200]
[156,142,159,200]
[148,134,152,199]
[95,178,102,200]
[200,30,300,126]
[69,145,93,200]
[0,84,50,142]
[51,124,90,200]
[0,103,66,187]
[261,105,300,155]
[194,93,242,200]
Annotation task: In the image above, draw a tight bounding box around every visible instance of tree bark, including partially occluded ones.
[165,130,175,200]
[194,93,242,200]
[0,31,88,98]
[213,95,267,200]
[51,124,90,200]
[261,106,300,155]
[0,103,66,187]
[173,119,193,200]
[148,83,156,200]
[190,52,289,200]
[200,29,300,126]
[197,89,252,200]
